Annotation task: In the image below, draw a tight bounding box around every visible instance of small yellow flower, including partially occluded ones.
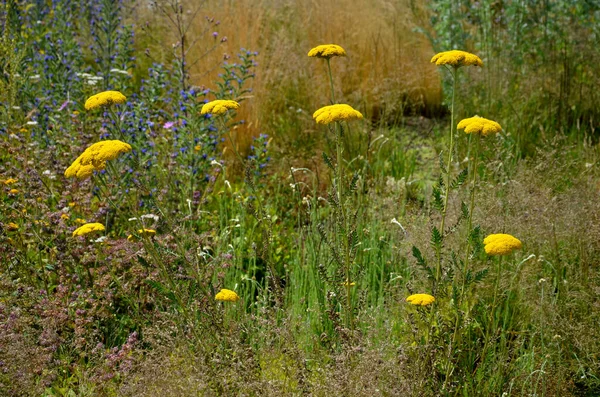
[72,222,105,237]
[342,279,356,287]
[3,178,17,185]
[138,228,156,237]
[8,189,19,195]
[84,90,127,110]
[483,234,522,256]
[313,104,363,125]
[215,288,240,302]
[65,140,132,179]
[406,293,435,306]
[194,145,201,152]
[200,100,240,116]
[69,202,76,207]
[7,222,19,231]
[308,44,346,59]
[75,218,87,224]
[431,50,483,68]
[61,213,70,220]
[72,110,80,116]
[457,116,502,136]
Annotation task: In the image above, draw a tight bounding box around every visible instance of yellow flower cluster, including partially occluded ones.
[3,178,17,185]
[72,222,105,237]
[200,100,240,116]
[406,293,435,306]
[7,222,19,231]
[64,140,132,179]
[483,234,522,256]
[457,116,502,136]
[313,104,363,125]
[84,91,127,111]
[308,44,346,59]
[215,288,240,302]
[431,50,483,68]
[127,228,156,241]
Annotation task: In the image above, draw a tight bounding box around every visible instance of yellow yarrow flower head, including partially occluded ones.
[406,293,435,306]
[64,140,132,179]
[200,100,240,116]
[457,116,502,136]
[313,104,363,125]
[3,178,18,185]
[8,189,19,195]
[84,91,127,111]
[431,50,483,68]
[483,234,522,256]
[308,44,346,59]
[7,222,19,231]
[215,288,240,302]
[72,222,105,237]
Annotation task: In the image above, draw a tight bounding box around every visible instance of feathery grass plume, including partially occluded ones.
[431,50,483,68]
[3,178,17,185]
[457,116,502,136]
[215,288,240,302]
[72,222,105,237]
[200,99,240,116]
[313,104,363,125]
[483,233,522,255]
[406,293,436,306]
[64,140,132,179]
[307,44,346,59]
[84,90,127,110]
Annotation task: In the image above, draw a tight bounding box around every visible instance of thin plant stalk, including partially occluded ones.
[460,133,482,300]
[436,67,458,286]
[481,255,504,362]
[326,56,353,329]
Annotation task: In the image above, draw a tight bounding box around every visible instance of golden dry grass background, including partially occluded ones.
[133,0,442,145]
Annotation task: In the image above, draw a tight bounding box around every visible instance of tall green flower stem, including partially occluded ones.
[326,58,336,104]
[436,67,458,288]
[460,132,482,299]
[325,58,354,329]
[220,119,281,298]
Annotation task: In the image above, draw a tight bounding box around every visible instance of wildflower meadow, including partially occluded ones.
[1,1,600,396]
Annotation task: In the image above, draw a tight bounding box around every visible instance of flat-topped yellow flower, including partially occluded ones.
[406,293,435,306]
[484,234,522,256]
[128,228,156,241]
[65,140,132,179]
[308,44,346,59]
[84,90,126,110]
[72,222,105,237]
[313,104,363,125]
[3,178,17,185]
[457,116,502,136]
[431,50,483,68]
[7,222,19,231]
[215,288,240,302]
[200,100,240,116]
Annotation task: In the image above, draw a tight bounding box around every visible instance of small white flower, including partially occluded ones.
[26,121,38,126]
[141,213,159,222]
[12,106,21,110]
[538,278,547,284]
[29,74,40,80]
[94,236,108,243]
[110,68,130,75]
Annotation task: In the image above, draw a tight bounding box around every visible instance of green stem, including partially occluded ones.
[326,58,336,104]
[460,133,481,300]
[436,67,458,288]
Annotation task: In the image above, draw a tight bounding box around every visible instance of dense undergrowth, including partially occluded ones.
[1,1,600,396]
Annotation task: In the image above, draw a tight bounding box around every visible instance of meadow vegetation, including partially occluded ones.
[1,0,600,396]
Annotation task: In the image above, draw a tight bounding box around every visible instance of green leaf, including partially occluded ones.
[322,152,335,170]
[431,226,443,251]
[451,168,468,189]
